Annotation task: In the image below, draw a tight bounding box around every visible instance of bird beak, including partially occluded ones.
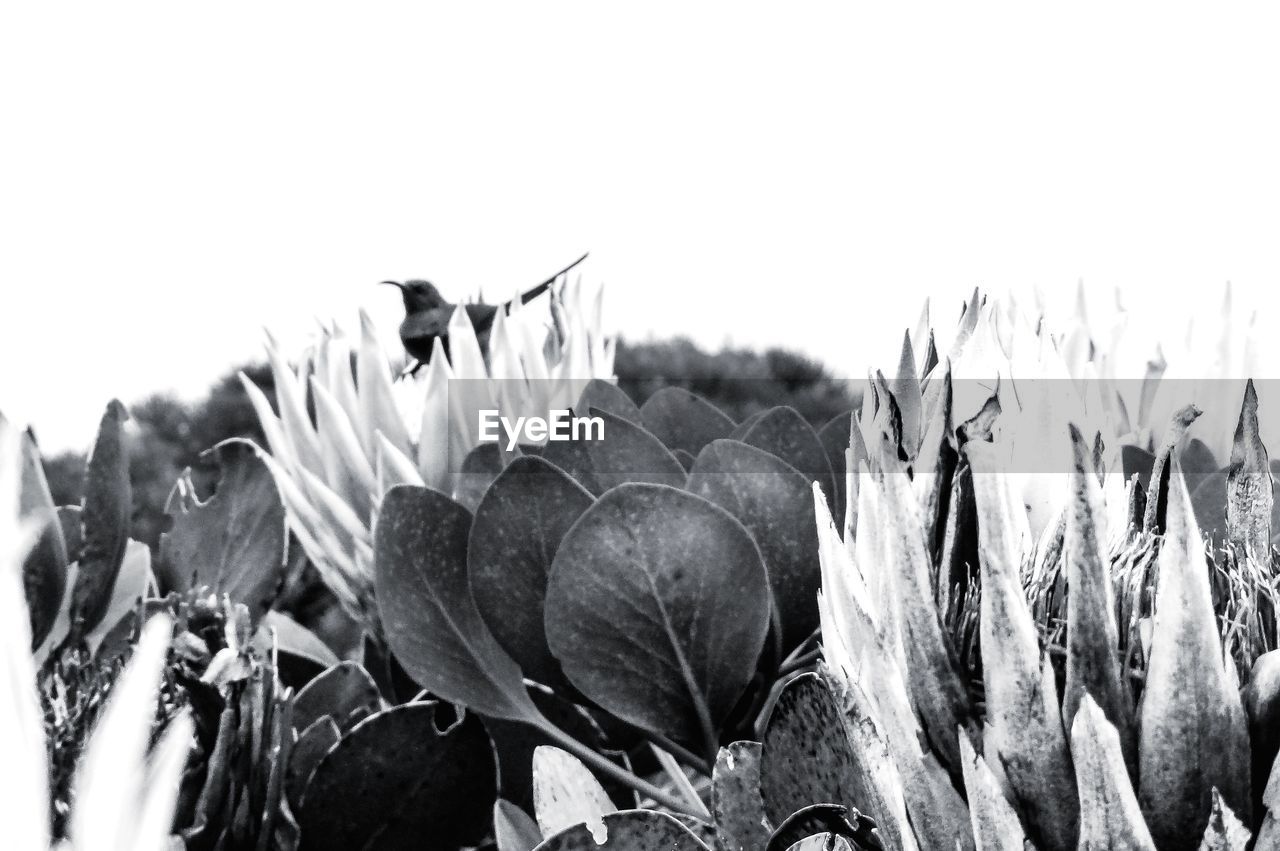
[379,280,405,290]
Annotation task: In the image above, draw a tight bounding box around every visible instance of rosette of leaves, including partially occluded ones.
[357,378,861,849]
[806,339,1280,849]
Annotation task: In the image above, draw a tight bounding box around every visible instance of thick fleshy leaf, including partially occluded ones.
[70,399,132,639]
[1142,404,1202,535]
[545,484,770,757]
[873,445,975,774]
[36,538,151,662]
[740,407,836,510]
[640,388,736,457]
[533,746,618,841]
[957,732,1030,851]
[470,456,595,688]
[713,742,771,851]
[532,809,711,851]
[576,379,643,425]
[160,441,288,620]
[760,673,870,829]
[298,703,496,850]
[1062,425,1136,774]
[539,410,686,495]
[1139,455,1251,849]
[1226,379,1272,560]
[1071,696,1156,851]
[888,330,923,457]
[375,485,542,722]
[496,799,545,851]
[1249,651,1280,822]
[290,661,381,734]
[685,440,819,651]
[968,441,1078,851]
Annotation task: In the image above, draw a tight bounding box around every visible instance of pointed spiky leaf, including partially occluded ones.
[1198,789,1251,851]
[69,399,132,640]
[1138,455,1251,849]
[1226,379,1272,560]
[1071,696,1155,851]
[957,732,1031,851]
[968,441,1078,851]
[533,746,618,841]
[1063,425,1136,774]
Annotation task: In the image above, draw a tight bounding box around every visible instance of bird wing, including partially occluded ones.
[399,309,452,346]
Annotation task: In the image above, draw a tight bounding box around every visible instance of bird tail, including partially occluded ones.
[513,252,589,307]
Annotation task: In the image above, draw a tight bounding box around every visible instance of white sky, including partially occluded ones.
[3,3,1280,452]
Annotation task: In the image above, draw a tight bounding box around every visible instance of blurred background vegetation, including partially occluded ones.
[40,338,856,552]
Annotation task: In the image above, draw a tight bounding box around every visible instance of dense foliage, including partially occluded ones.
[6,286,1280,850]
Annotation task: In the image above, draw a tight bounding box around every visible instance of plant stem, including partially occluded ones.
[646,732,712,776]
[539,722,699,818]
[649,744,711,819]
[775,648,822,679]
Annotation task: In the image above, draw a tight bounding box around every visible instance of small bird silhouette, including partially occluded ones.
[382,252,588,369]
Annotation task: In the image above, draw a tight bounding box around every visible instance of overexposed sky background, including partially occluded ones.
[3,3,1280,452]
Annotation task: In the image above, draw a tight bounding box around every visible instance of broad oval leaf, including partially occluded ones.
[545,484,770,756]
[470,456,595,688]
[765,804,878,851]
[160,440,288,621]
[640,388,736,457]
[285,716,340,816]
[454,442,506,512]
[740,407,835,511]
[532,809,710,851]
[375,485,542,722]
[70,399,132,639]
[686,439,819,652]
[298,703,496,850]
[539,410,686,496]
[576,379,643,425]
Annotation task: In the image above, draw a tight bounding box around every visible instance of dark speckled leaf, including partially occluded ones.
[298,703,496,851]
[713,741,771,851]
[760,674,870,829]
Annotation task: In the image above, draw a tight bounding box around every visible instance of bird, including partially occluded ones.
[382,252,588,370]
